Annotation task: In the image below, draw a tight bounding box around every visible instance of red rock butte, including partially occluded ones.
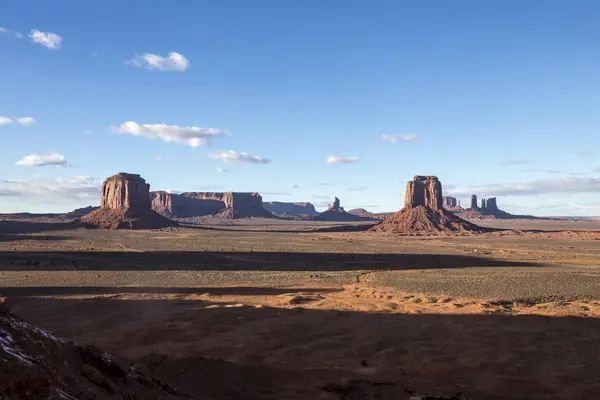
[81,173,175,230]
[371,175,482,235]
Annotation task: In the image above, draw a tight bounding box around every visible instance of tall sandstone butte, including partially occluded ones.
[100,173,151,210]
[82,173,174,229]
[470,195,478,210]
[371,175,482,234]
[404,176,443,210]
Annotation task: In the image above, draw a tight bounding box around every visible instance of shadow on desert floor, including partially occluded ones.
[11,293,600,400]
[0,250,541,271]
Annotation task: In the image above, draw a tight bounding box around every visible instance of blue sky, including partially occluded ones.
[1,0,599,215]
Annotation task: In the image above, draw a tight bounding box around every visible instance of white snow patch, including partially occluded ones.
[0,329,33,365]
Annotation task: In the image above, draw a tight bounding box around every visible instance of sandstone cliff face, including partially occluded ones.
[100,173,150,210]
[404,176,443,210]
[151,191,276,219]
[81,173,174,229]
[263,201,318,215]
[328,197,343,211]
[470,195,478,210]
[370,175,482,234]
[442,196,457,208]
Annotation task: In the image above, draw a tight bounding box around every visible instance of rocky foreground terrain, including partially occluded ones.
[1,216,600,398]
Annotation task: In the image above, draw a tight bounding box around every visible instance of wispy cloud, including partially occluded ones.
[326,155,360,165]
[197,185,223,191]
[209,150,270,164]
[82,130,94,136]
[15,117,35,125]
[288,184,299,189]
[500,159,532,166]
[154,154,163,161]
[262,192,291,196]
[313,194,330,199]
[126,52,190,72]
[112,121,229,147]
[216,167,229,173]
[15,153,69,167]
[348,186,369,191]
[446,176,600,197]
[29,29,62,49]
[381,133,418,143]
[0,26,24,39]
[0,117,36,126]
[0,176,98,199]
[518,168,561,174]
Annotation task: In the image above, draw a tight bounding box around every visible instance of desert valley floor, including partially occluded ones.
[2,218,600,399]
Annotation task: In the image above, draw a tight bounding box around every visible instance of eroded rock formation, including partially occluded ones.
[313,197,366,221]
[100,173,151,210]
[81,173,175,229]
[370,176,482,235]
[404,176,443,210]
[442,196,457,208]
[151,191,276,219]
[470,195,478,210]
[263,201,318,216]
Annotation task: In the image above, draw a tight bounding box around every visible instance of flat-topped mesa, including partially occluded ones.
[100,173,150,210]
[151,191,276,219]
[404,175,442,210]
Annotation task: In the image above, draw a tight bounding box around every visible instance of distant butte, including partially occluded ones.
[370,176,482,235]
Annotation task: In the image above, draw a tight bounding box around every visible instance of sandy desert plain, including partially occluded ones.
[1,216,600,400]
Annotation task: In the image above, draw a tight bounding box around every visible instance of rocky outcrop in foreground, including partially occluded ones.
[371,176,482,235]
[263,201,318,216]
[151,191,276,219]
[0,298,186,399]
[81,173,175,230]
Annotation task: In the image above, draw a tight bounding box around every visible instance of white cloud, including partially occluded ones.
[165,189,181,194]
[288,184,299,189]
[209,150,271,164]
[16,117,35,125]
[16,153,69,167]
[381,134,418,143]
[0,117,35,126]
[154,154,164,161]
[29,30,62,49]
[0,27,24,39]
[126,51,190,72]
[0,176,99,199]
[216,167,229,173]
[111,121,229,147]
[326,155,360,165]
[348,186,369,191]
[446,176,600,197]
